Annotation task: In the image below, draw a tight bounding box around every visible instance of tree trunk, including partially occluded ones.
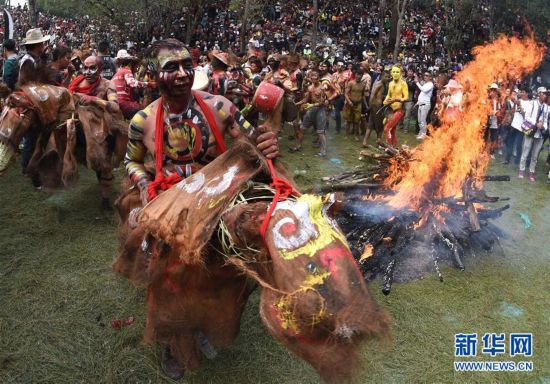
[28,0,38,27]
[389,2,398,49]
[312,0,318,49]
[377,0,386,60]
[392,0,408,61]
[185,4,204,45]
[240,0,251,52]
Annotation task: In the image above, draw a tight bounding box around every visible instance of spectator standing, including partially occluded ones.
[415,71,434,139]
[98,41,116,80]
[518,87,548,182]
[112,49,153,119]
[2,39,19,91]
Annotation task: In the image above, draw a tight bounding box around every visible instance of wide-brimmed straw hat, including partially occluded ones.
[444,79,463,89]
[23,28,50,45]
[115,49,139,64]
[536,86,548,94]
[209,50,230,66]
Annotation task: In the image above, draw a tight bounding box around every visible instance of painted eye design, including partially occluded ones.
[162,63,179,72]
[271,200,318,251]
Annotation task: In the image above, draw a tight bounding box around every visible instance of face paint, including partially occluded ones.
[83,57,101,83]
[157,48,194,97]
[391,66,401,81]
[158,48,191,69]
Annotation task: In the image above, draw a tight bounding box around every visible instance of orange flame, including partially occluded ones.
[385,34,544,209]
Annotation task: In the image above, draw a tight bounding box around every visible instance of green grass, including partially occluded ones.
[1,127,549,384]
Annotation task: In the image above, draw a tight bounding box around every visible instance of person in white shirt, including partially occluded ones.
[504,89,524,165]
[415,71,434,139]
[518,87,549,182]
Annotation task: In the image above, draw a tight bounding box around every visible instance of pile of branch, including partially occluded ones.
[312,142,412,194]
[332,175,510,295]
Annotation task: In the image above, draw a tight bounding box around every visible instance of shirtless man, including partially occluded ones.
[124,38,278,206]
[68,56,119,113]
[343,66,367,140]
[331,62,349,134]
[68,56,120,209]
[292,68,332,156]
[363,67,391,146]
[382,65,408,147]
[123,39,278,379]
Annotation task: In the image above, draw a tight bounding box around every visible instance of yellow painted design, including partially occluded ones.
[242,121,251,129]
[132,113,145,126]
[275,270,330,334]
[208,195,226,209]
[158,49,191,68]
[279,194,348,260]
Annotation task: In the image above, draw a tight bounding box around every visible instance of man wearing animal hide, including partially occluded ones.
[68,56,126,209]
[117,38,279,378]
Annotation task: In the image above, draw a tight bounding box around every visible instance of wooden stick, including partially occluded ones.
[466,203,481,232]
[481,175,510,181]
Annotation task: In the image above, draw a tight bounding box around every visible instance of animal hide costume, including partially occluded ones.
[114,139,390,383]
[0,83,127,192]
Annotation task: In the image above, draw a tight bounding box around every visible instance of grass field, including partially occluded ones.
[1,127,549,384]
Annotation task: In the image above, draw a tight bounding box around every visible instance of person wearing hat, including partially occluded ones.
[112,49,155,119]
[209,50,230,96]
[18,28,52,172]
[441,79,463,122]
[18,28,51,87]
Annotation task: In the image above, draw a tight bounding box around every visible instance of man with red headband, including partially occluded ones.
[122,38,278,379]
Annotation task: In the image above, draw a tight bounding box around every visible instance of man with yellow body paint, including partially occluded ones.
[383,65,409,146]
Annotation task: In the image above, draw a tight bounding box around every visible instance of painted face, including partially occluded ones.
[157,47,194,97]
[309,71,319,83]
[82,56,100,83]
[391,66,401,81]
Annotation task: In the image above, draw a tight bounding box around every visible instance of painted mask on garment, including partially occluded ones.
[157,47,194,97]
[391,66,401,81]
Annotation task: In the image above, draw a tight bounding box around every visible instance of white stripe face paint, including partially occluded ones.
[271,200,318,250]
[203,165,239,196]
[176,172,205,193]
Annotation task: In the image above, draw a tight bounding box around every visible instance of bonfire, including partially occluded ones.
[329,34,544,294]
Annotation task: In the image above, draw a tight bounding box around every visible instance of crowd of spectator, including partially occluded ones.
[1,1,549,183]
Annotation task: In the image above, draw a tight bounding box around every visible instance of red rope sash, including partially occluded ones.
[192,91,227,153]
[259,159,300,249]
[147,93,227,200]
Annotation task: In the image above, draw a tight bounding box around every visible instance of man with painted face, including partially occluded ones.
[125,38,279,214]
[382,65,409,146]
[68,56,120,209]
[68,56,119,113]
[123,39,279,378]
